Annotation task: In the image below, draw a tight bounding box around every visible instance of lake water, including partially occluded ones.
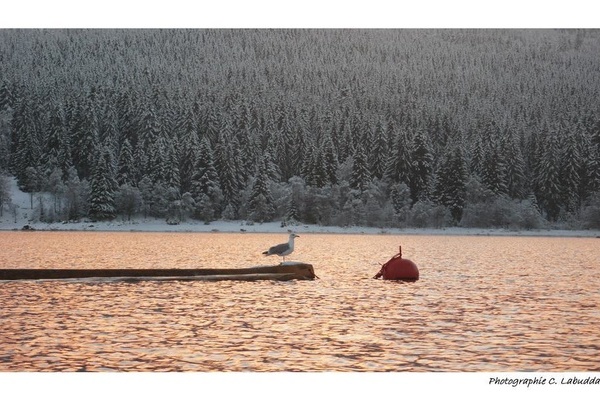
[1,231,599,372]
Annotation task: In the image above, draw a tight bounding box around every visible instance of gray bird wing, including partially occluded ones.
[268,242,290,255]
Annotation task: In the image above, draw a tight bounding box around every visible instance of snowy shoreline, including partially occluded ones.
[1,218,599,238]
[2,177,599,237]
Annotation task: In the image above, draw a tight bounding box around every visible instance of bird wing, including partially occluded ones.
[268,242,290,255]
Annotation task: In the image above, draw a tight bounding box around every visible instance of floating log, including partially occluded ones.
[0,262,316,282]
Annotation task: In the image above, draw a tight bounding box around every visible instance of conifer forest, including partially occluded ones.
[1,29,599,229]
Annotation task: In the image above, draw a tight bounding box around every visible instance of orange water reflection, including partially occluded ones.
[1,232,599,371]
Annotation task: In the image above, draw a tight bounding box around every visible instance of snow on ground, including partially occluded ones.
[1,177,599,237]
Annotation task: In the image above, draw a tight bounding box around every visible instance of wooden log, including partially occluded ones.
[0,262,316,281]
[67,273,305,283]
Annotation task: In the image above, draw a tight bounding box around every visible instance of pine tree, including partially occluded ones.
[43,103,72,179]
[304,144,328,188]
[0,174,12,217]
[338,120,354,163]
[384,126,411,186]
[468,133,486,178]
[164,138,181,191]
[322,133,339,185]
[286,197,300,223]
[191,137,222,220]
[350,144,371,192]
[433,146,468,222]
[138,104,161,154]
[132,144,148,185]
[0,96,11,170]
[88,146,117,221]
[271,126,292,182]
[576,128,598,202]
[116,90,140,149]
[287,126,307,178]
[369,118,388,180]
[409,128,433,202]
[11,99,42,190]
[592,117,600,150]
[147,134,169,185]
[64,166,84,221]
[480,143,508,196]
[214,133,244,213]
[262,148,281,183]
[178,110,201,193]
[247,156,276,222]
[0,80,14,111]
[559,129,581,213]
[117,138,135,186]
[271,106,296,181]
[587,142,600,195]
[99,101,120,151]
[534,134,562,221]
[502,133,527,199]
[71,96,100,180]
[205,104,222,144]
[23,166,42,208]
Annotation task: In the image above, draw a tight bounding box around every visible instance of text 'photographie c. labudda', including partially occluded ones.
[489,376,600,387]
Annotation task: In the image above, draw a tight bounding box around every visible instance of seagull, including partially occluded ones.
[262,233,299,262]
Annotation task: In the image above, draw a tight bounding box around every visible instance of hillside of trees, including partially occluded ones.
[1,29,599,229]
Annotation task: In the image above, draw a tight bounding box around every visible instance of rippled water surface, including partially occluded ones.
[1,231,599,371]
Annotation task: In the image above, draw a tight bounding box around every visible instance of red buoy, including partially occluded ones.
[374,246,419,281]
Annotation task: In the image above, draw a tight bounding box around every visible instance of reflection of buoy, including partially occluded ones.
[373,246,419,281]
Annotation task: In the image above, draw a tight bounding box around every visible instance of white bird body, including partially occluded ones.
[262,233,299,261]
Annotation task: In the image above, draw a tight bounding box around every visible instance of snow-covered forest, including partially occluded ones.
[1,29,599,229]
